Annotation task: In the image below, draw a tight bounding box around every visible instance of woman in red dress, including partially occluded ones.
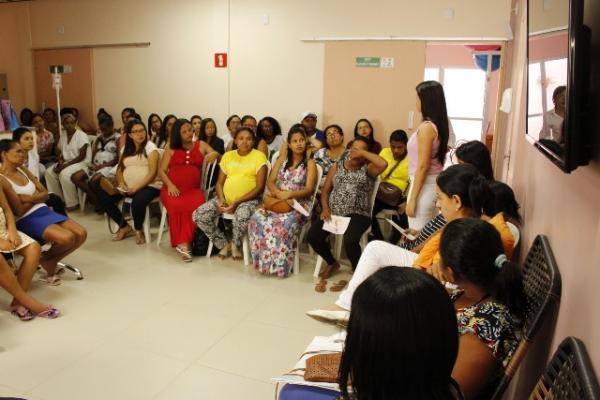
[159,119,219,262]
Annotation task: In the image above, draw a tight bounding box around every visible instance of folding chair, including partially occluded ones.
[292,164,323,275]
[528,336,600,399]
[313,177,381,278]
[490,234,562,399]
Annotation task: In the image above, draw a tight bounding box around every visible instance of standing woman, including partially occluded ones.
[346,118,382,154]
[97,120,161,244]
[159,119,219,262]
[248,125,317,277]
[193,127,268,260]
[405,81,449,230]
[155,114,177,150]
[147,113,162,143]
[44,113,90,211]
[190,115,202,141]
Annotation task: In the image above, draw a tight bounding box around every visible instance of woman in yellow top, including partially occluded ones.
[193,127,268,260]
[307,163,515,321]
[371,129,410,240]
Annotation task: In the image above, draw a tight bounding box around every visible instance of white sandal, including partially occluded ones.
[175,246,192,263]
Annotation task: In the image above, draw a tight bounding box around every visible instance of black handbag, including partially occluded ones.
[191,228,211,256]
[376,160,406,207]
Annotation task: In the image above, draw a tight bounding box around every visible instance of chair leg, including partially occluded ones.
[314,256,323,278]
[77,189,86,213]
[206,241,213,258]
[334,234,343,259]
[294,245,300,275]
[58,262,84,280]
[143,208,151,244]
[156,206,167,246]
[242,236,250,267]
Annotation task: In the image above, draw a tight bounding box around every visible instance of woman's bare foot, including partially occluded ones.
[135,230,146,245]
[231,245,243,260]
[218,242,231,259]
[112,225,133,241]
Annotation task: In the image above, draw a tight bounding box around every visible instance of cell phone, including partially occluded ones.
[386,219,416,240]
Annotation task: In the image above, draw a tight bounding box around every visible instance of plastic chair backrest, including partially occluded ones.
[369,177,381,215]
[528,337,600,400]
[202,159,218,197]
[490,234,562,399]
[310,164,323,212]
[270,151,280,166]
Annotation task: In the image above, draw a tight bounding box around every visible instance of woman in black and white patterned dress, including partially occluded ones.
[307,136,387,279]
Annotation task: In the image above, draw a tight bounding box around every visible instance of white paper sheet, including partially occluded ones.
[386,218,416,240]
[323,215,351,234]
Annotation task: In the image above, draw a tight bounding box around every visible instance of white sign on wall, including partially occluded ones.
[381,57,395,68]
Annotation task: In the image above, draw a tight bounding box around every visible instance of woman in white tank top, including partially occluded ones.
[0,140,87,286]
[0,181,59,319]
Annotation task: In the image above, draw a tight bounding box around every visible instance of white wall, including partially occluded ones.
[24,0,512,131]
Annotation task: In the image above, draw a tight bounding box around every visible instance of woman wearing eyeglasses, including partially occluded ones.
[96,120,162,244]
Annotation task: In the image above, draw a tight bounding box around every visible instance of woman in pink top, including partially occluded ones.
[406,81,449,230]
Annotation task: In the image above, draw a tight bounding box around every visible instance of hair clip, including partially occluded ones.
[494,254,508,269]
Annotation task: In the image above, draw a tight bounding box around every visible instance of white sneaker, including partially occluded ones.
[306,309,350,324]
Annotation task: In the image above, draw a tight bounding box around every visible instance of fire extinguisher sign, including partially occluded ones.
[214,53,227,68]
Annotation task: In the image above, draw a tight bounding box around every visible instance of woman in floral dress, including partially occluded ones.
[249,125,317,277]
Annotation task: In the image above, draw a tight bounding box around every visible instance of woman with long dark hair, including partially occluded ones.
[198,118,225,155]
[147,113,162,143]
[155,114,177,149]
[159,119,219,262]
[281,267,461,399]
[307,164,515,318]
[346,118,382,154]
[248,125,317,277]
[97,120,161,244]
[454,140,494,180]
[405,81,449,230]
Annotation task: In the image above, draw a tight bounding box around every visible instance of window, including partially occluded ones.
[423,67,487,143]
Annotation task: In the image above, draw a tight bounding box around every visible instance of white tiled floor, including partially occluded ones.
[0,211,346,400]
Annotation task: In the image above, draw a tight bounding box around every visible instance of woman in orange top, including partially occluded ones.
[307,163,515,319]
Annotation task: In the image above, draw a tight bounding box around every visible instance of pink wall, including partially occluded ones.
[529,30,568,61]
[502,0,600,396]
[425,44,501,142]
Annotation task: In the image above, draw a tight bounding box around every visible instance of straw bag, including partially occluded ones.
[304,352,342,383]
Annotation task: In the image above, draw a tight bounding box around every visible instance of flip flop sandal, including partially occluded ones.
[329,280,348,292]
[41,274,62,286]
[37,306,60,319]
[11,306,35,321]
[175,246,192,263]
[314,279,328,293]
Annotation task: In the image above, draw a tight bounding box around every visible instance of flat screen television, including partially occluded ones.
[527,0,592,173]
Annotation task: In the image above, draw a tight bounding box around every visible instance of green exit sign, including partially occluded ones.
[355,57,381,67]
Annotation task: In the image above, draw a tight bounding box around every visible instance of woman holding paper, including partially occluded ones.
[307,137,387,282]
[248,125,317,277]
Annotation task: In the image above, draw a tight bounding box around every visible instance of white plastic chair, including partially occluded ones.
[205,162,271,264]
[292,164,323,275]
[313,177,381,278]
